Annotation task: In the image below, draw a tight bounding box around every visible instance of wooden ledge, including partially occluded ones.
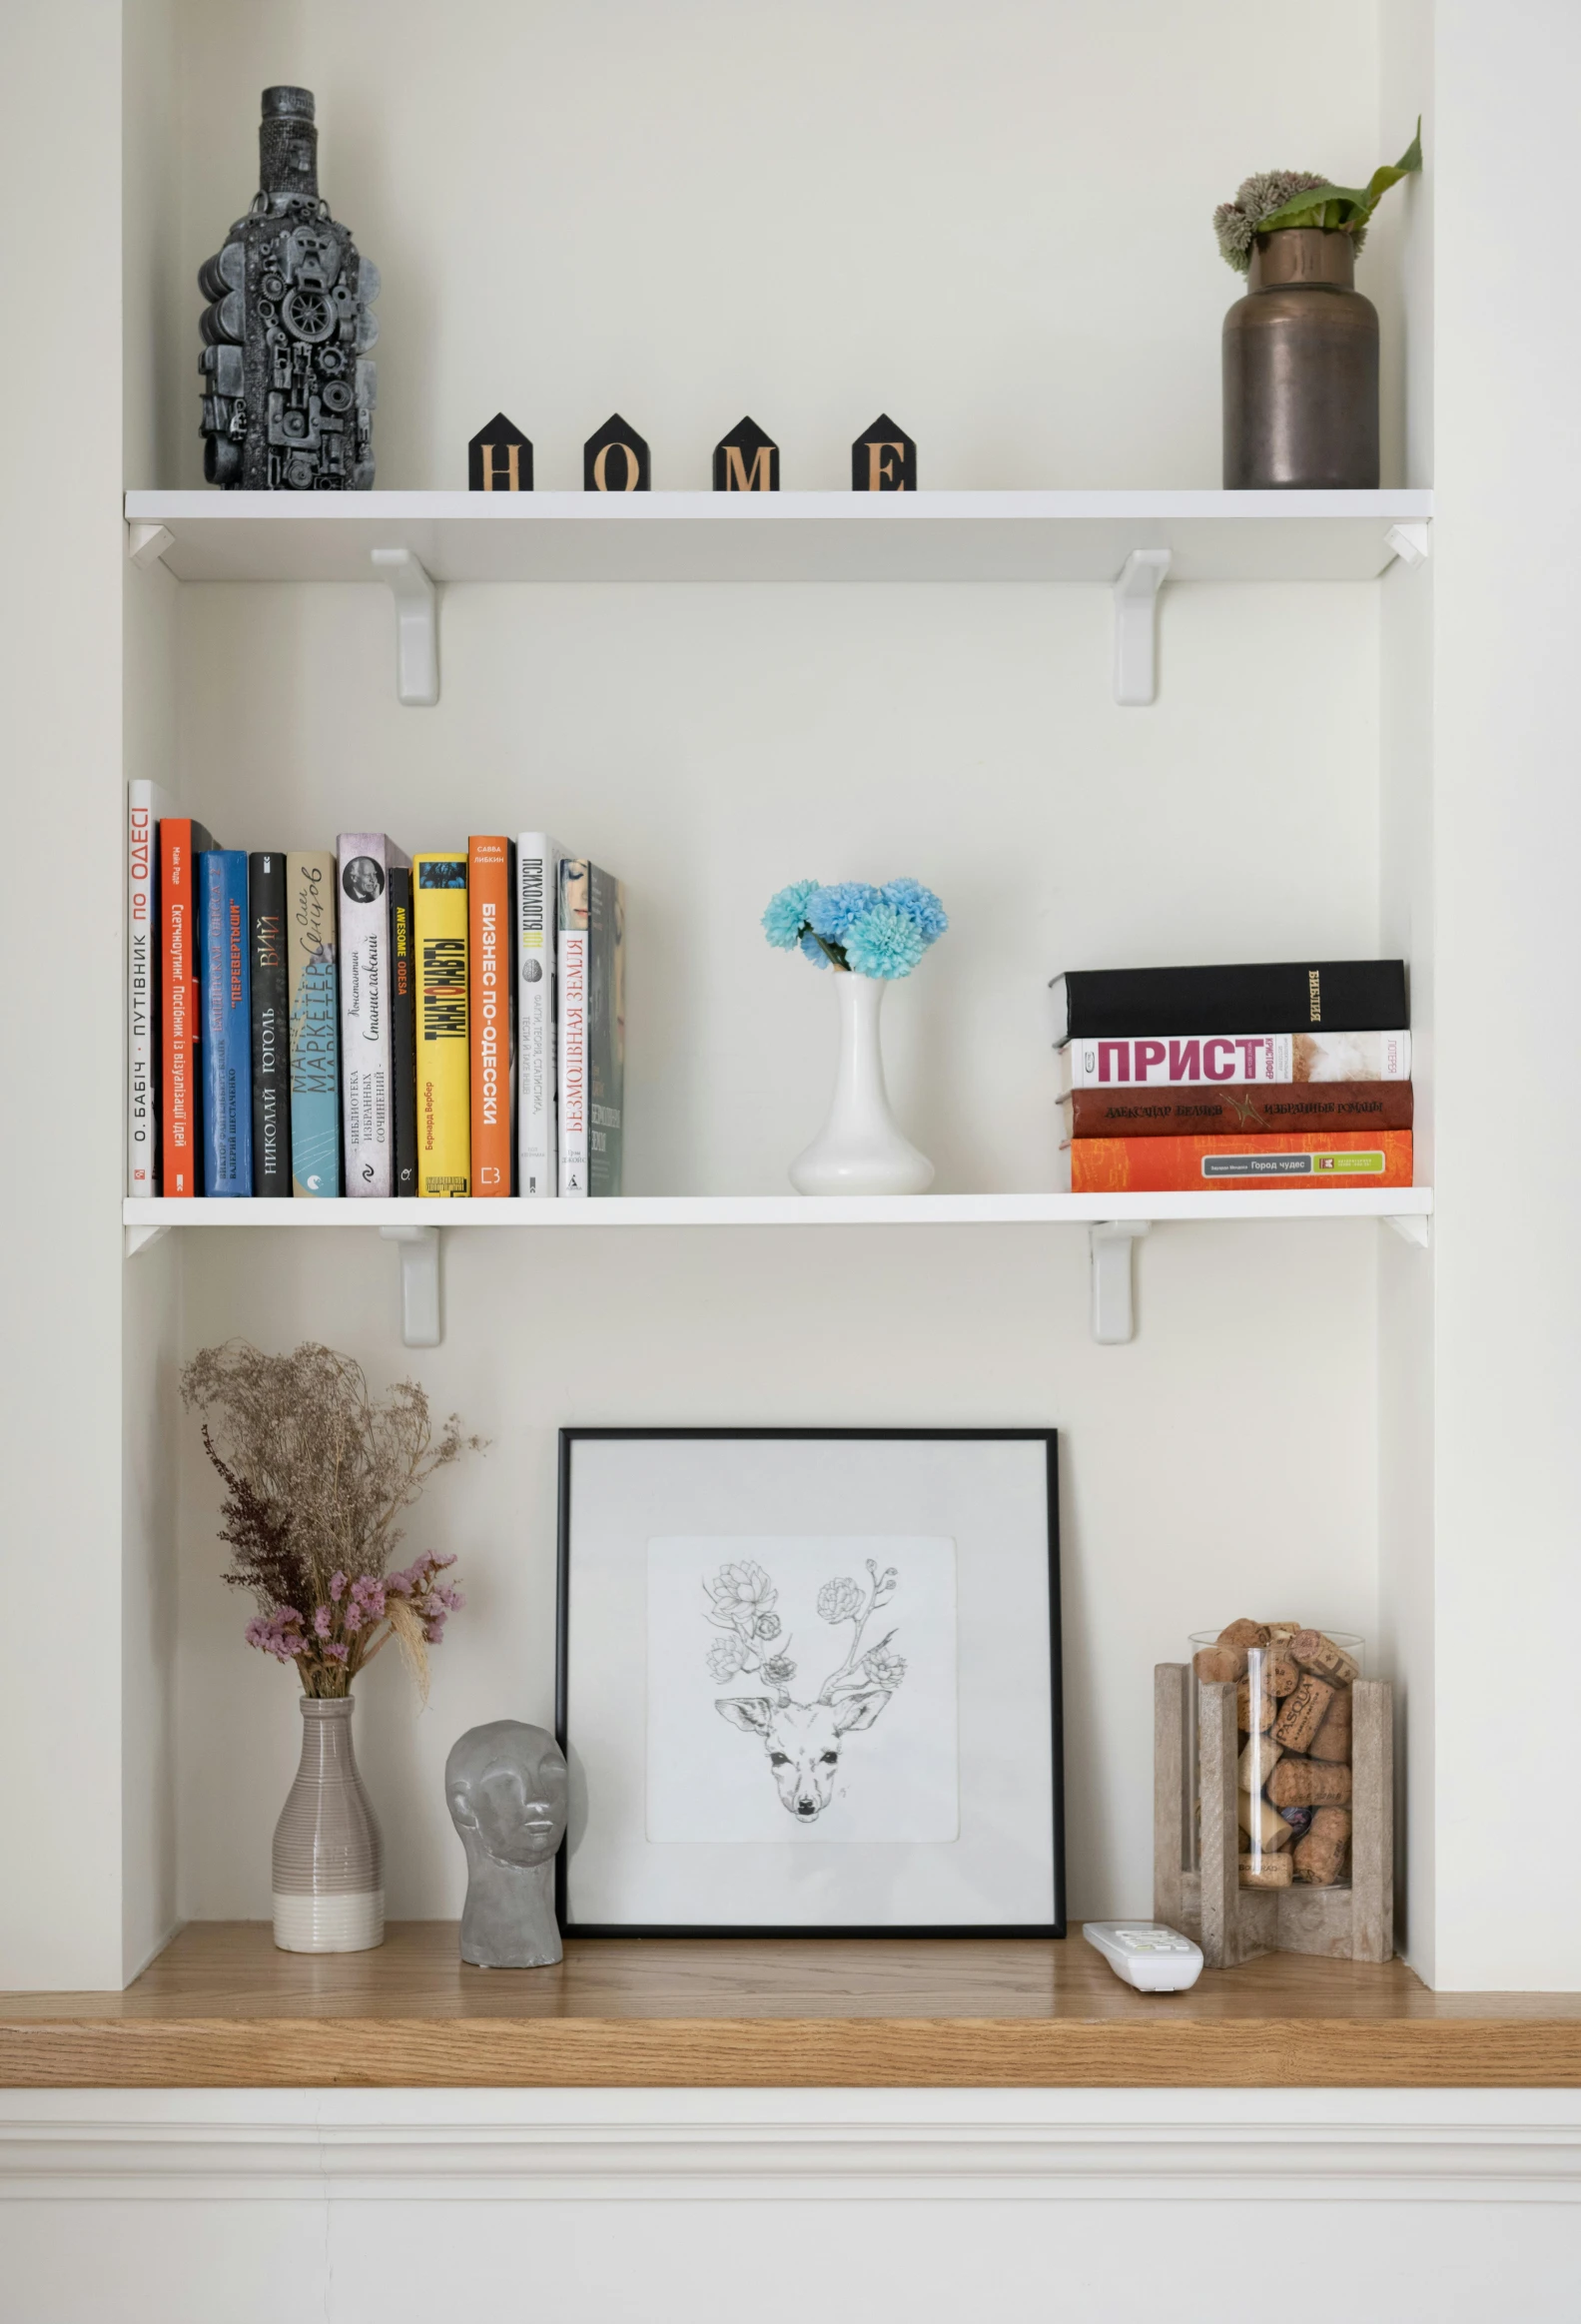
[3,1924,1580,2089]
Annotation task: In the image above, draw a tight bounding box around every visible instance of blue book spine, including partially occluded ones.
[199,850,252,1196]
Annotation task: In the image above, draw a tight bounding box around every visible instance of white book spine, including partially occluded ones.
[557,867,590,1197]
[336,833,409,1197]
[1059,1030,1411,1091]
[515,834,565,1196]
[127,779,173,1193]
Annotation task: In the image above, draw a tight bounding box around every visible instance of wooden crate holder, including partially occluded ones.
[1154,1665,1393,1967]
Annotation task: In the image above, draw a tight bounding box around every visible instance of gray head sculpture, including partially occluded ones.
[445,1721,568,1969]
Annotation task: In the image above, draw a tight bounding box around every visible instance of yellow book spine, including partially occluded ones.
[413,855,470,1196]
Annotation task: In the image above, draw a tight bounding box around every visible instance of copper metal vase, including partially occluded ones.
[1222,229,1379,489]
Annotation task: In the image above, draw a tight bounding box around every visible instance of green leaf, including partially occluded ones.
[1255,119,1422,237]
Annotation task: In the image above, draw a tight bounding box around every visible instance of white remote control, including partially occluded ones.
[1083,1922,1204,1992]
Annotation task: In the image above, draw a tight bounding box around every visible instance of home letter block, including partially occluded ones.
[852,413,915,491]
[468,413,533,491]
[584,413,650,491]
[713,415,779,491]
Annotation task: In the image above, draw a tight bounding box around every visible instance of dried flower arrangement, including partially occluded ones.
[1213,120,1422,274]
[181,1341,485,1701]
[762,878,948,978]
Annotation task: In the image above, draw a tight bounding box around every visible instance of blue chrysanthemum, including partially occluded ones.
[881,877,949,944]
[843,901,926,979]
[761,879,818,950]
[805,882,882,942]
[799,931,831,968]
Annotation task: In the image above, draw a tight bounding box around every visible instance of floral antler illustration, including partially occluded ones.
[815,1558,906,1702]
[701,1561,798,1703]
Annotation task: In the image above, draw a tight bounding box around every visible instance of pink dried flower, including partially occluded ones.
[324,1641,350,1663]
[313,1605,333,1639]
[330,1572,347,1601]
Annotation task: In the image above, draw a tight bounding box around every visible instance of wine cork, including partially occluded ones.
[1238,1794,1294,1852]
[1193,1644,1247,1685]
[1290,1630,1359,1687]
[1266,1621,1301,1644]
[1272,1672,1335,1753]
[1268,1755,1352,1809]
[1293,1806,1351,1886]
[1239,1852,1293,1890]
[1236,1732,1282,1794]
[1260,1649,1300,1699]
[1236,1674,1276,1733]
[1218,1619,1271,1650]
[1306,1685,1353,1764]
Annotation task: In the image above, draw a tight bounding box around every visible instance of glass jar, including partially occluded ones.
[1188,1624,1363,1891]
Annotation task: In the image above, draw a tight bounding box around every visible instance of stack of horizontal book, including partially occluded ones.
[127,788,624,1200]
[1052,959,1412,1192]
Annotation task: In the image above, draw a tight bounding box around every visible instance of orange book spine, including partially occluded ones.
[1070,1131,1414,1193]
[468,836,514,1194]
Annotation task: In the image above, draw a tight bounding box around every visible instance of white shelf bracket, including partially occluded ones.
[1384,520,1431,570]
[1384,1211,1431,1248]
[380,1224,442,1345]
[1113,549,1172,706]
[371,547,439,706]
[127,521,174,570]
[124,1220,170,1257]
[1089,1217,1151,1343]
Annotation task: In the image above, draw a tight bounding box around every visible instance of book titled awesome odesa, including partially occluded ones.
[130,790,624,1205]
[1054,956,1413,1193]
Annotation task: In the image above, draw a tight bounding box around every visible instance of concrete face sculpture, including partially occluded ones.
[445,1722,568,1968]
[198,86,379,489]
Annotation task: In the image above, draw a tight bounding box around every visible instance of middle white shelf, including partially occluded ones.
[125,1190,1433,1349]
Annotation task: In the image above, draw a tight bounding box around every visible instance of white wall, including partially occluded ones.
[156,0,1396,1928]
[0,0,129,1989]
[1427,0,1581,1988]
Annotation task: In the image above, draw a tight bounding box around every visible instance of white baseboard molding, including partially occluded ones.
[3,2088,1580,2202]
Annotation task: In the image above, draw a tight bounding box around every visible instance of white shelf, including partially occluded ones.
[125,1190,1432,1349]
[125,489,1432,586]
[124,1190,1431,1229]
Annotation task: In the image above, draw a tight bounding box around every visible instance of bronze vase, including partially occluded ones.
[1221,229,1379,489]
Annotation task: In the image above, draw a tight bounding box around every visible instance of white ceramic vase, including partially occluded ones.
[789,970,934,1195]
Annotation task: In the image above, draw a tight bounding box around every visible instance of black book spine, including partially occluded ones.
[1063,960,1407,1041]
[389,864,418,1197]
[249,853,292,1195]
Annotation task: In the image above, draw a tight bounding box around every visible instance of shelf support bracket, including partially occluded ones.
[1384,520,1431,570]
[124,1221,170,1257]
[380,1224,442,1346]
[1090,1218,1151,1343]
[128,521,174,571]
[1384,1211,1431,1248]
[371,547,439,706]
[1113,549,1172,706]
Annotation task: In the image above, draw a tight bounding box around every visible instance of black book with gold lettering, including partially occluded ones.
[1051,960,1407,1045]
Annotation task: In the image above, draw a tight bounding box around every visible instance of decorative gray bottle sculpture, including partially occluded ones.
[197,86,379,489]
[273,1695,385,1952]
[445,1722,568,1968]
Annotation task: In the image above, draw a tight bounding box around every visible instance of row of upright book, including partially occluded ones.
[127,788,624,1198]
[1052,957,1412,1191]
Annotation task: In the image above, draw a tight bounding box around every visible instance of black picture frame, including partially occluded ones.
[555,1425,1064,1938]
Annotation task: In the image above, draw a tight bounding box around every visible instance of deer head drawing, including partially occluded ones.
[707,1559,906,1822]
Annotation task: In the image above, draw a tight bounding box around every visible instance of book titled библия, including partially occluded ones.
[1050,959,1407,1044]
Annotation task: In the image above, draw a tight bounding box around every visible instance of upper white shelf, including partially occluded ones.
[124,489,1433,587]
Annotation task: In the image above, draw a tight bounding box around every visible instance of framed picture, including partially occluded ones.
[555,1427,1063,1937]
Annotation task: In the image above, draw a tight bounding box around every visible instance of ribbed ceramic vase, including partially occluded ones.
[272,1695,385,1952]
[789,970,934,1195]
